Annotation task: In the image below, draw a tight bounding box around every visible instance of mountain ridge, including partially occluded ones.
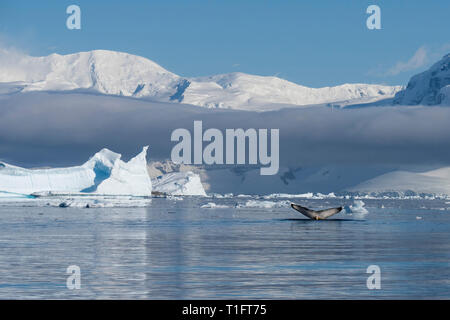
[394,53,450,105]
[0,49,403,110]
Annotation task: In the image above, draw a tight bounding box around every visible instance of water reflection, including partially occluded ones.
[0,198,449,298]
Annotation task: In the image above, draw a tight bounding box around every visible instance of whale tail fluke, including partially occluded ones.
[291,203,342,220]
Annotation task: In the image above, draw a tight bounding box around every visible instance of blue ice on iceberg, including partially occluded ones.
[0,147,152,196]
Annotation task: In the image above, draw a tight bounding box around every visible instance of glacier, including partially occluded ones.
[0,49,403,111]
[0,146,152,196]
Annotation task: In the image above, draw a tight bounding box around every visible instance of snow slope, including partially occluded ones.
[394,53,450,105]
[183,73,401,110]
[438,85,450,105]
[0,49,181,100]
[0,146,152,196]
[348,167,450,195]
[197,165,393,195]
[0,49,402,110]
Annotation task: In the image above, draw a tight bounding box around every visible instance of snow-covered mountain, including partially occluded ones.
[0,50,181,100]
[394,53,450,105]
[348,167,450,195]
[0,49,402,110]
[181,73,401,110]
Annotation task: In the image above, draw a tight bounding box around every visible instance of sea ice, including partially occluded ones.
[201,202,230,209]
[237,200,290,209]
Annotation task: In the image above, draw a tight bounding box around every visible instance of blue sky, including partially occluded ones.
[0,0,449,87]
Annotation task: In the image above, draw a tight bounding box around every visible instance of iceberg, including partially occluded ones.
[0,191,32,199]
[94,146,152,195]
[0,146,152,196]
[152,171,206,196]
[343,200,369,216]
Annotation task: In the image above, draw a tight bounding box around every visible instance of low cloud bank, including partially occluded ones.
[0,92,450,168]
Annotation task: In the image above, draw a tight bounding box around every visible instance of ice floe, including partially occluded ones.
[201,202,230,209]
[237,200,290,209]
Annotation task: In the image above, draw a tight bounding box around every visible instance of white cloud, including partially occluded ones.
[386,46,428,76]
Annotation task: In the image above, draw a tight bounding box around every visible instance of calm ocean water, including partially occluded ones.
[0,197,449,299]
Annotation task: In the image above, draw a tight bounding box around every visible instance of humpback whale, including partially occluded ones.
[290,203,342,220]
